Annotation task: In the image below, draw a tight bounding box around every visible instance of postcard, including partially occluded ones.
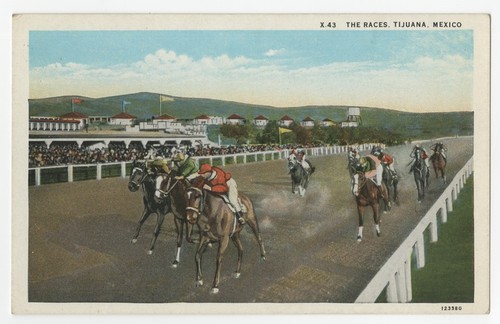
[11,13,490,315]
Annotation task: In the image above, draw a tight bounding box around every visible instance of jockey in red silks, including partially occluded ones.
[198,164,246,225]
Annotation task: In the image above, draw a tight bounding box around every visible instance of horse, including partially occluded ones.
[287,154,313,197]
[351,171,390,242]
[153,171,199,267]
[382,164,399,205]
[185,177,266,294]
[409,147,430,202]
[127,160,171,255]
[430,143,447,184]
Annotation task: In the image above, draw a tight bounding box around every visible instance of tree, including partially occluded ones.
[219,124,249,145]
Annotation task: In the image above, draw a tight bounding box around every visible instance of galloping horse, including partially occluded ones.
[351,171,390,242]
[154,172,198,267]
[430,143,447,184]
[410,147,430,202]
[185,178,266,294]
[128,160,171,254]
[287,154,312,197]
[382,165,399,205]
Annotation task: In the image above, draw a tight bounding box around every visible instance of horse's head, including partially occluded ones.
[153,173,171,204]
[185,186,204,224]
[351,171,366,197]
[288,154,298,170]
[128,162,149,192]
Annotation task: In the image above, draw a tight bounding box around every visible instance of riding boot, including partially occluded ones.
[236,211,246,225]
[377,185,385,199]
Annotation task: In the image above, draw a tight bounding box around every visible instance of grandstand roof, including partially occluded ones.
[280,115,294,121]
[59,111,88,119]
[111,112,137,119]
[155,114,176,120]
[227,114,245,120]
[254,115,269,120]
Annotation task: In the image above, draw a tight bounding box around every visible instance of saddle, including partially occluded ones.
[218,194,248,214]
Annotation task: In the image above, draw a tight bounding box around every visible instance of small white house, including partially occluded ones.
[321,118,336,127]
[226,114,246,125]
[109,112,137,126]
[192,114,224,125]
[279,115,294,127]
[253,115,269,127]
[300,116,315,128]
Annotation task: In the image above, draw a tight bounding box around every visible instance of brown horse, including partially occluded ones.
[430,144,447,184]
[185,177,266,294]
[351,171,390,242]
[154,172,198,268]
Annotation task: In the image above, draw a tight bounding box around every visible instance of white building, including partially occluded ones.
[226,114,246,125]
[279,115,294,127]
[192,114,225,125]
[300,116,315,128]
[253,115,269,127]
[109,112,137,126]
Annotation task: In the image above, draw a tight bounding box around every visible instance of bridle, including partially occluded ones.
[185,187,204,223]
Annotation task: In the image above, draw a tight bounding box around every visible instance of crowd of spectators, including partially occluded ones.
[29,141,318,168]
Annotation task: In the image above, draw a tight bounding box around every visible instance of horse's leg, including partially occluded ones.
[231,232,244,278]
[172,216,183,267]
[245,207,266,261]
[357,204,364,242]
[148,211,165,255]
[195,236,210,288]
[393,180,399,205]
[132,206,151,243]
[211,235,230,294]
[382,184,391,212]
[372,203,381,237]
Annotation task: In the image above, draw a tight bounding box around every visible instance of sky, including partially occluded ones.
[29,30,473,112]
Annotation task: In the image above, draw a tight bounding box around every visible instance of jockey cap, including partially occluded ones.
[199,163,213,174]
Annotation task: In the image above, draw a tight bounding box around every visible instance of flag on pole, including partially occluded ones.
[279,127,293,134]
[72,98,84,104]
[160,95,172,102]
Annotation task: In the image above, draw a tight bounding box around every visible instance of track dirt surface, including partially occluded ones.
[28,137,473,303]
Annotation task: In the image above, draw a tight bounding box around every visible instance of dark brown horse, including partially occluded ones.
[430,143,447,184]
[351,171,390,242]
[185,177,266,294]
[154,172,198,267]
[128,160,171,255]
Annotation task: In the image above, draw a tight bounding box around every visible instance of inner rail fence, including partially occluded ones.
[28,143,378,186]
[354,156,474,303]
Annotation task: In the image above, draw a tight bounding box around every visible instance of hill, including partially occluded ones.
[28,92,473,140]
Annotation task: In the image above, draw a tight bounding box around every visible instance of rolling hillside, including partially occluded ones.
[28,92,474,139]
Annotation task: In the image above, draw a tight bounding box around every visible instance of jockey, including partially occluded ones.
[150,157,172,174]
[430,142,448,163]
[410,144,430,169]
[172,150,199,181]
[348,147,360,161]
[372,147,396,174]
[296,149,315,174]
[357,155,385,196]
[198,164,246,225]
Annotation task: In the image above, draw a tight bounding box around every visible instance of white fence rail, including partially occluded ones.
[355,156,474,303]
[28,143,378,186]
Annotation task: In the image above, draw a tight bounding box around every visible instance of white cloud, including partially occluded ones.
[264,48,286,57]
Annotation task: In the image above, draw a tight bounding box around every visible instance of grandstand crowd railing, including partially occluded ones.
[28,143,378,186]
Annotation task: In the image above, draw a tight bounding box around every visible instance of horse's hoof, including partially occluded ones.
[147,250,153,255]
[383,211,388,214]
[233,272,241,279]
[357,235,362,242]
[196,280,204,287]
[377,231,382,237]
[210,288,220,294]
[171,261,179,268]
[261,256,266,262]
[131,239,138,244]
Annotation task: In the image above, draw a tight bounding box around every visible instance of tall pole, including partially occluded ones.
[71,99,74,112]
[159,95,162,116]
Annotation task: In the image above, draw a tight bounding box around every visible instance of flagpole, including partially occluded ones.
[279,128,282,145]
[159,95,162,116]
[71,99,74,112]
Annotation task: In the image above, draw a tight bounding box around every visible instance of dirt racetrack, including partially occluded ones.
[28,137,473,304]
